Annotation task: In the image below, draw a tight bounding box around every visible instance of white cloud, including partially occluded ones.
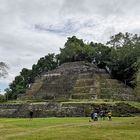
[0,0,140,93]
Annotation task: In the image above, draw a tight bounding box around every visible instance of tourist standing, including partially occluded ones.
[28,104,34,119]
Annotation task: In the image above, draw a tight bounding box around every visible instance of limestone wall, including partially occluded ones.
[0,102,140,118]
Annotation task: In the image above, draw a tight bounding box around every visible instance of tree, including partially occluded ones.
[107,32,140,49]
[58,36,111,66]
[91,43,111,68]
[107,32,140,86]
[58,36,85,63]
[4,88,13,101]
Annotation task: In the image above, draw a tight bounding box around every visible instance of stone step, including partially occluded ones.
[100,93,137,101]
[100,82,125,88]
[98,73,111,79]
[75,79,94,87]
[30,82,43,89]
[100,78,122,83]
[76,78,94,81]
[73,86,95,93]
[100,87,134,94]
[78,73,94,79]
[99,87,136,100]
[27,85,42,93]
[72,92,97,95]
[72,93,97,99]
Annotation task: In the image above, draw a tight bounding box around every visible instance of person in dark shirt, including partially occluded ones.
[28,105,34,119]
[29,109,33,119]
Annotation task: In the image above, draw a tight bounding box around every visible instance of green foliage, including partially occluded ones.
[58,36,110,67]
[31,53,57,81]
[58,36,85,63]
[107,33,140,86]
[4,88,14,100]
[93,43,111,68]
[107,32,140,48]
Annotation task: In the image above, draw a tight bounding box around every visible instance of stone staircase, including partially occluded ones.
[72,73,97,99]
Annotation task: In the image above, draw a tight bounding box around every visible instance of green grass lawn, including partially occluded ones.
[0,117,140,140]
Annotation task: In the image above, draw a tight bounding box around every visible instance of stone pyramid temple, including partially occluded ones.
[20,61,137,101]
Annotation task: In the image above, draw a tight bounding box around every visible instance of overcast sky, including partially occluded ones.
[0,0,140,93]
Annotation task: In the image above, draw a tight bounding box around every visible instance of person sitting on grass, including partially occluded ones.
[108,111,112,121]
[102,111,106,120]
[93,112,98,121]
[89,111,94,122]
[90,112,94,121]
[99,110,105,120]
